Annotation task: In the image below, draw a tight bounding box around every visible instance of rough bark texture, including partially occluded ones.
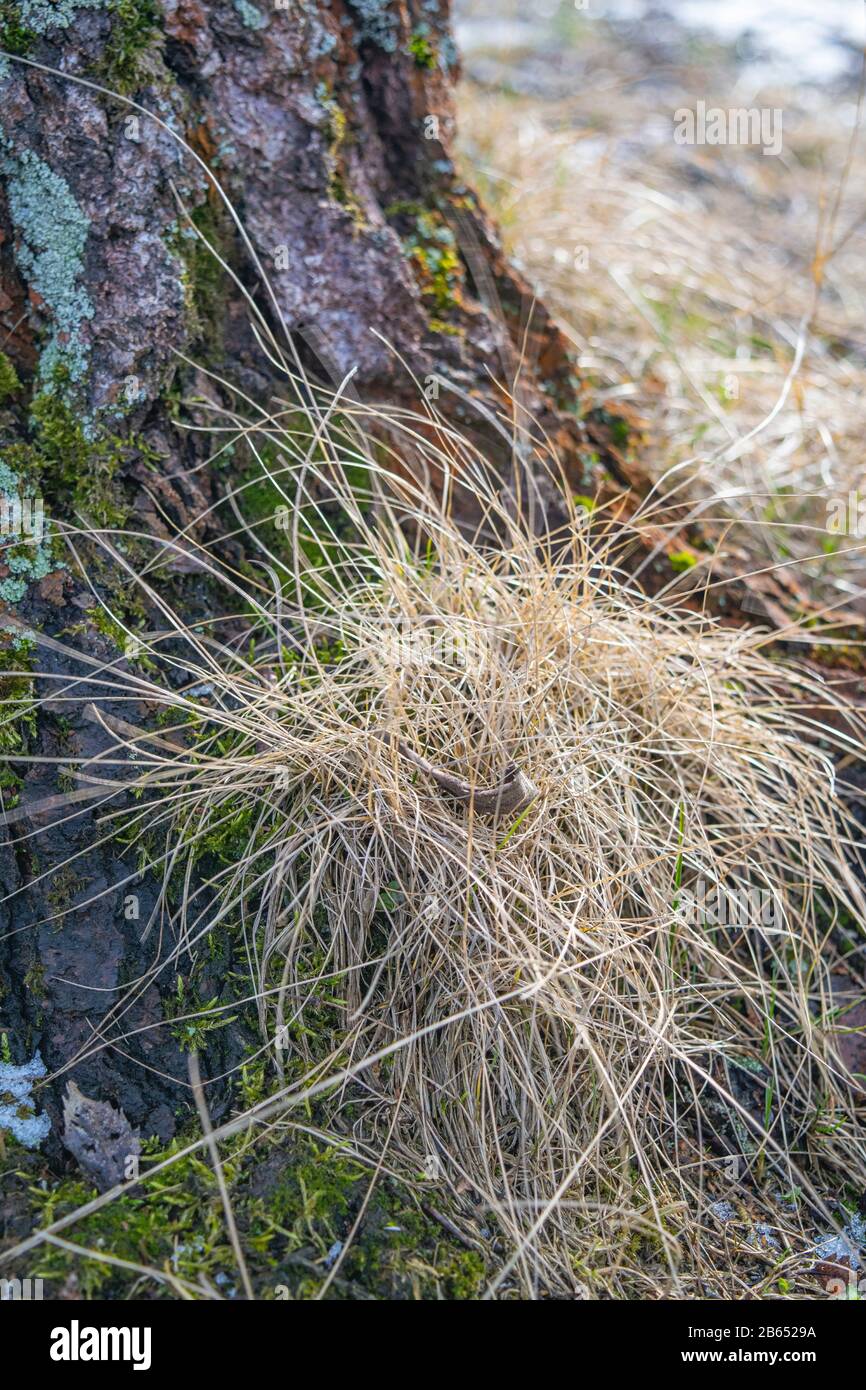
[0,2,606,1164]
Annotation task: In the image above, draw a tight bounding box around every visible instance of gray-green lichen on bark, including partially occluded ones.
[0,143,93,386]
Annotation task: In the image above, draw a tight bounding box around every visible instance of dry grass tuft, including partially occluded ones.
[7,373,866,1297]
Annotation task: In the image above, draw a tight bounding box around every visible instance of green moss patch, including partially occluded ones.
[0,631,36,755]
[407,28,437,71]
[2,1093,489,1299]
[0,353,22,404]
[386,202,465,325]
[97,0,160,95]
[167,201,236,361]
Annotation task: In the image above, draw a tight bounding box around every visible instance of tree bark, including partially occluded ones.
[0,2,604,1157]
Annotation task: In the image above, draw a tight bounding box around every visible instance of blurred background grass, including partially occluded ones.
[454,0,866,610]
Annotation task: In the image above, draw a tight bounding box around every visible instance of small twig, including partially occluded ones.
[376,731,538,817]
[421,1203,486,1254]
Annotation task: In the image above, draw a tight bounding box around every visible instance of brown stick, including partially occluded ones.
[376,731,538,818]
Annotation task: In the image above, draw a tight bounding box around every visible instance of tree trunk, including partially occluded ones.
[0,2,603,1160]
